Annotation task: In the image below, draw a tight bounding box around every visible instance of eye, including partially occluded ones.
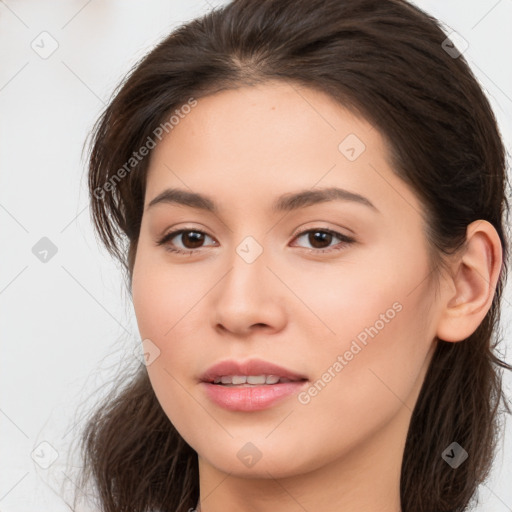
[156,227,355,255]
[156,229,217,255]
[290,228,355,253]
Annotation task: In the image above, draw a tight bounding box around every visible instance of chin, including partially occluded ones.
[196,436,317,479]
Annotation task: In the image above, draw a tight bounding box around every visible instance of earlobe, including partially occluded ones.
[435,220,503,343]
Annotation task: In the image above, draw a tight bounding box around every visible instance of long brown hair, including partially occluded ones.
[71,0,512,510]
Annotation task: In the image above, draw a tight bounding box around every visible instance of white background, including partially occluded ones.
[1,1,511,510]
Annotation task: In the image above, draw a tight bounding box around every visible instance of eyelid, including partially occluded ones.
[155,227,217,251]
[290,222,353,239]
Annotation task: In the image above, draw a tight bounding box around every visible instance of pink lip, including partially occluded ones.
[199,358,309,412]
[201,381,308,411]
[200,358,308,383]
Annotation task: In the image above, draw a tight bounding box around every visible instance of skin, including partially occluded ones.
[131,80,502,512]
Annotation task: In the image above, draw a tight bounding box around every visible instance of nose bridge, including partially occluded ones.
[211,230,285,333]
[223,233,269,296]
[234,234,266,267]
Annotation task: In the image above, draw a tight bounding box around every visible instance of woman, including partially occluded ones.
[73,0,511,510]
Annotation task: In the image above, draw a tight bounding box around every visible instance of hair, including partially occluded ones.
[72,0,512,511]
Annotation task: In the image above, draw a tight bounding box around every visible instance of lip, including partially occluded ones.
[199,358,309,412]
[200,358,308,383]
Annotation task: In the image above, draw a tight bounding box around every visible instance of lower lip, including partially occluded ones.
[201,381,308,411]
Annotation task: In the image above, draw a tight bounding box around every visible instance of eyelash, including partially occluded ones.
[156,227,355,255]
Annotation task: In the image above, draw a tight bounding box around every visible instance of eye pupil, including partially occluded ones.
[183,231,204,248]
[309,231,332,248]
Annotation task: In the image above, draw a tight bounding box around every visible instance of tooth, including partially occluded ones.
[215,374,293,386]
[247,375,266,385]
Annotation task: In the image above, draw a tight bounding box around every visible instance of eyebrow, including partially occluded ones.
[146,186,378,213]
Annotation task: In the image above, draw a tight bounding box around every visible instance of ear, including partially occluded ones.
[436,220,503,343]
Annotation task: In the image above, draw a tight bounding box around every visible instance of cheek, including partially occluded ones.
[289,307,432,475]
[301,280,435,440]
[286,242,429,351]
[132,269,203,447]
[291,245,435,416]
[131,244,207,340]
[132,265,201,381]
[131,247,210,426]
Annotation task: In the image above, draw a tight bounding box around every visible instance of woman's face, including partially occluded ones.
[131,81,440,480]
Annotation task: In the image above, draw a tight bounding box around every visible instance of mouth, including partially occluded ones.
[208,374,305,386]
[199,359,309,411]
[200,358,308,384]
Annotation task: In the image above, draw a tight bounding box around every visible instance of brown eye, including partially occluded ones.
[156,229,216,254]
[307,231,333,249]
[292,228,355,253]
[178,231,205,249]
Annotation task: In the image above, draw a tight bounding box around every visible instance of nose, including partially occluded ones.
[210,242,287,338]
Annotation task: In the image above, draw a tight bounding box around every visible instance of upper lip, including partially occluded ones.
[200,358,308,383]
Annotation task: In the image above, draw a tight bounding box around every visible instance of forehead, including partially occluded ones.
[149,81,379,168]
[144,81,420,219]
